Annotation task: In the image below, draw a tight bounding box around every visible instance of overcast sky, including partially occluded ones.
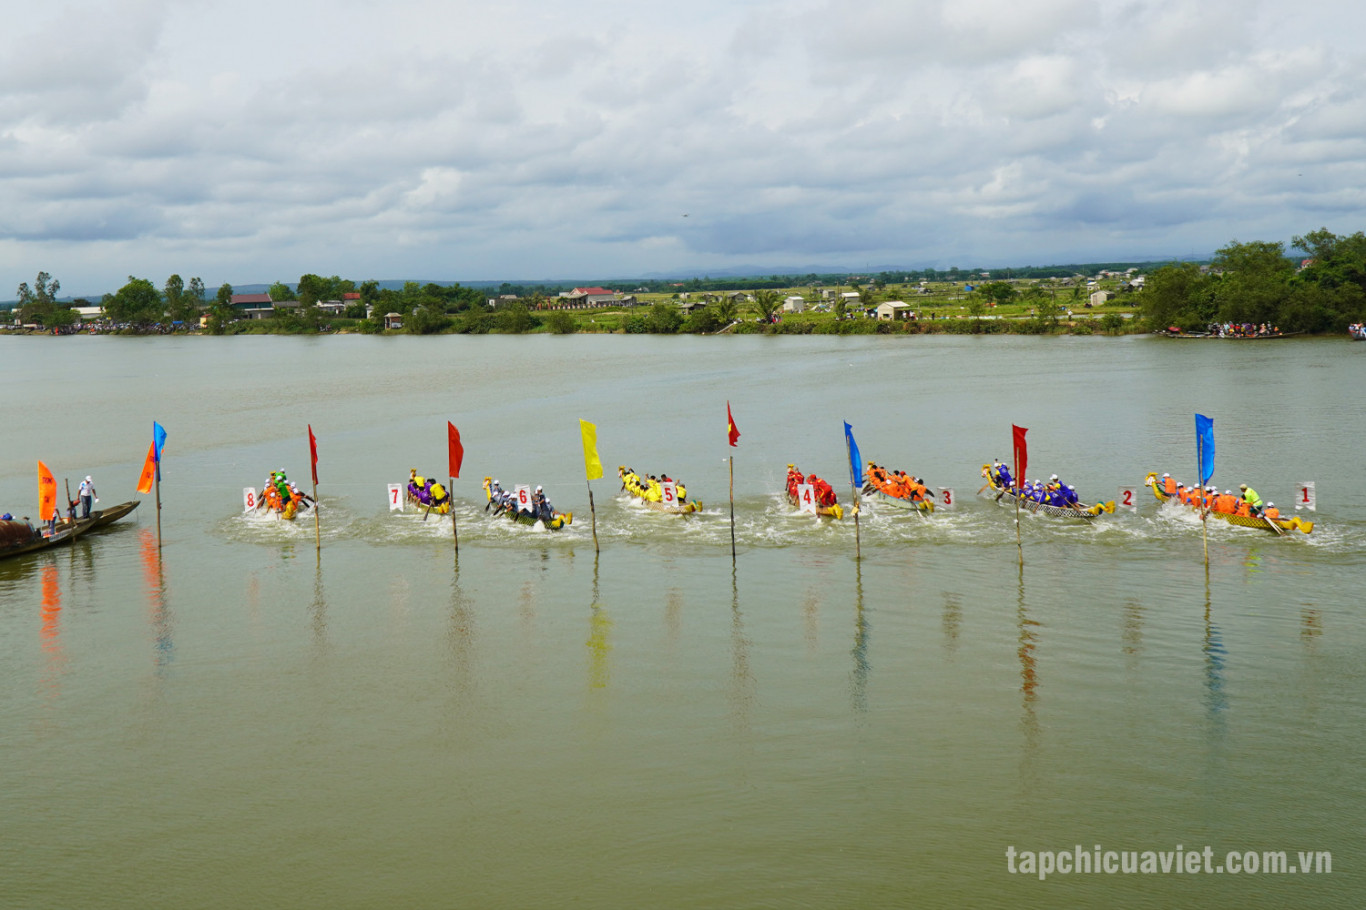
[3,0,1364,296]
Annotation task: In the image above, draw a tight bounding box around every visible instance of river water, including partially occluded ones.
[1,333,1362,908]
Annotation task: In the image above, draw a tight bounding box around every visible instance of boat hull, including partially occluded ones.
[1144,473,1312,534]
[785,491,843,519]
[0,500,139,561]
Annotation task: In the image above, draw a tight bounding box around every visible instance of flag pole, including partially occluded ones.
[587,480,598,554]
[450,475,459,557]
[729,455,736,561]
[313,477,320,556]
[1198,437,1208,568]
[154,468,162,550]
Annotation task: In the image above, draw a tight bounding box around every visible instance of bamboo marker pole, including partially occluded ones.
[313,477,320,557]
[587,480,598,554]
[729,456,736,561]
[65,479,78,544]
[450,476,459,557]
[154,464,162,549]
[1015,485,1023,567]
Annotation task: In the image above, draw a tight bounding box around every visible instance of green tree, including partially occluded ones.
[267,281,296,302]
[544,310,576,334]
[712,297,739,326]
[647,301,683,333]
[752,289,782,323]
[205,283,235,334]
[979,281,1017,306]
[106,276,164,326]
[164,274,199,326]
[1136,263,1213,331]
[16,271,60,324]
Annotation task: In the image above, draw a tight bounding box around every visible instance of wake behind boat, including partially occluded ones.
[245,470,316,521]
[618,467,702,514]
[981,463,1114,519]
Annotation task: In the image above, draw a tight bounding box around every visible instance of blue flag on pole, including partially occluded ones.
[1195,414,1214,486]
[153,421,167,480]
[844,421,862,491]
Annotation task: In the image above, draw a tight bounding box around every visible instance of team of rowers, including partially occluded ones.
[484,478,568,524]
[985,461,1081,507]
[618,467,690,504]
[785,465,838,506]
[406,470,451,512]
[863,463,933,505]
[1350,323,1366,340]
[257,469,314,518]
[1157,473,1281,519]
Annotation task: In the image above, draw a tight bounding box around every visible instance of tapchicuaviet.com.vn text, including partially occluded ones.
[1006,845,1332,881]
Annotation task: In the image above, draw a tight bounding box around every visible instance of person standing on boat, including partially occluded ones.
[1239,484,1264,516]
[996,460,1012,489]
[77,476,97,519]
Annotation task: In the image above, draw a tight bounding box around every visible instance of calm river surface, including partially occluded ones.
[2,333,1363,908]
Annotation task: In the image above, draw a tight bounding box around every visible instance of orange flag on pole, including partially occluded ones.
[136,441,158,494]
[38,460,57,521]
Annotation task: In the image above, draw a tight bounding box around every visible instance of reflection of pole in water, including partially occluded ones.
[664,588,683,651]
[729,566,755,730]
[139,529,174,675]
[850,564,869,715]
[446,573,476,702]
[803,589,820,655]
[587,554,612,690]
[1121,599,1145,660]
[1017,564,1040,746]
[941,592,962,655]
[1300,606,1322,651]
[311,561,328,656]
[1202,573,1227,721]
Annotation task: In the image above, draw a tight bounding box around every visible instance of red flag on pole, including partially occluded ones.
[447,422,464,479]
[727,401,741,447]
[136,441,157,494]
[1012,425,1028,490]
[308,425,319,485]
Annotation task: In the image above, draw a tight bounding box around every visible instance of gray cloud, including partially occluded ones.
[2,0,1365,295]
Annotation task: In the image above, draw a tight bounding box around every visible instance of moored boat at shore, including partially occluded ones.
[981,465,1114,519]
[618,467,702,514]
[1144,472,1312,534]
[1,500,140,561]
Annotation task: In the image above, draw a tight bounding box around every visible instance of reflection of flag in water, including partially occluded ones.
[727,402,741,447]
[1196,414,1215,486]
[844,422,862,491]
[38,460,57,521]
[447,422,464,479]
[580,419,603,480]
[137,442,157,494]
[308,425,319,484]
[1012,425,1028,490]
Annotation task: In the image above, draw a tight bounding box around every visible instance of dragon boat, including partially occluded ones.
[618,467,702,514]
[1144,473,1312,535]
[405,471,451,515]
[861,463,935,513]
[980,465,1114,519]
[482,477,572,530]
[248,472,316,521]
[784,465,844,519]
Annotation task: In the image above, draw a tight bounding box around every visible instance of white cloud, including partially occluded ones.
[1,0,1366,295]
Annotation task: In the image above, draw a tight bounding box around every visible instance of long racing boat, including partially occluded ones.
[618,467,702,514]
[980,466,1114,519]
[861,464,935,514]
[1144,473,1312,534]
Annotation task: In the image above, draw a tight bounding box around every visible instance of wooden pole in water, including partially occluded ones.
[64,478,78,544]
[1015,484,1023,567]
[450,476,459,557]
[154,466,162,549]
[729,456,736,561]
[312,478,320,557]
[587,480,598,555]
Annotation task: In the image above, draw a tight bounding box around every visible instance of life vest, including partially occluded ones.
[1163,476,1177,495]
[1264,507,1280,520]
[1234,500,1251,517]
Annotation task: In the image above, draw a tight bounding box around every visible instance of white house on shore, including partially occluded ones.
[876,301,914,320]
[783,296,805,313]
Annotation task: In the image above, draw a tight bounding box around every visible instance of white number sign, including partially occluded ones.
[515,485,532,513]
[1116,486,1138,511]
[661,481,678,507]
[796,482,817,514]
[243,487,257,512]
[1296,482,1316,512]
[388,483,404,511]
[938,488,955,509]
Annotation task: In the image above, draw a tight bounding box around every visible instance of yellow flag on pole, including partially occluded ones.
[580,420,603,480]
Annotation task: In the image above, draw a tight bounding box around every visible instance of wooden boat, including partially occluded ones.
[980,466,1114,519]
[482,477,571,530]
[0,500,139,561]
[618,467,703,514]
[1144,473,1312,534]
[1155,328,1299,339]
[784,465,843,519]
[861,464,935,514]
